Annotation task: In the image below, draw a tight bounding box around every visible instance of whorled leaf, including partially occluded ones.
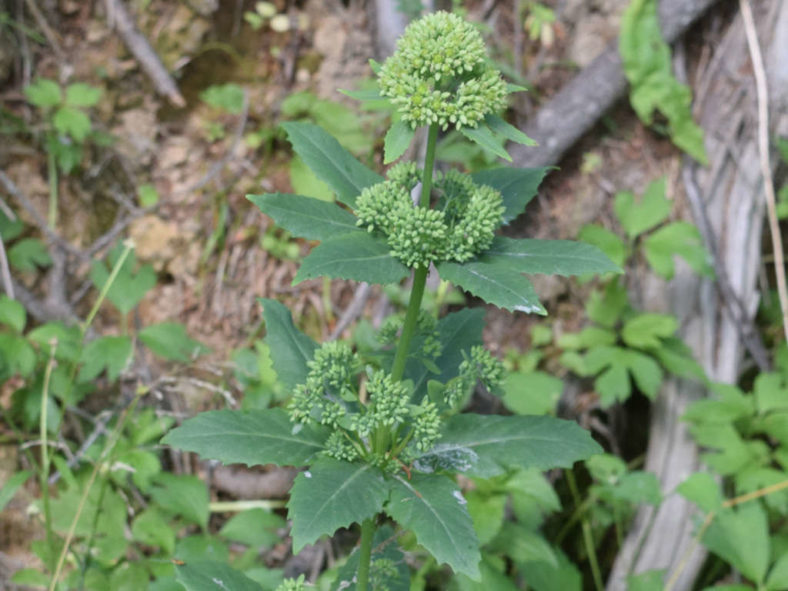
[259,298,317,390]
[247,193,358,241]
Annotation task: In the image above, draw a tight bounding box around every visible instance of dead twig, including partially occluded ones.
[682,162,771,371]
[739,0,788,344]
[22,0,67,66]
[329,283,372,340]
[104,0,186,108]
[0,230,14,298]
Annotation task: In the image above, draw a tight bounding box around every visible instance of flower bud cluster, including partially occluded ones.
[276,575,308,591]
[351,370,411,436]
[288,342,358,427]
[355,164,503,269]
[410,399,441,453]
[378,311,441,361]
[325,431,359,462]
[378,11,508,130]
[443,345,504,408]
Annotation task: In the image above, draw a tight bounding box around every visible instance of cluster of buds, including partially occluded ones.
[378,11,508,130]
[443,345,505,408]
[355,164,504,269]
[378,310,442,361]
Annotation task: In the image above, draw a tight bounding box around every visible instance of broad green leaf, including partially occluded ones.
[27,322,82,363]
[460,124,512,161]
[294,231,408,285]
[625,350,663,398]
[289,156,334,202]
[418,413,601,478]
[138,184,159,207]
[489,523,556,566]
[0,295,26,333]
[484,237,620,276]
[384,119,414,163]
[627,570,665,591]
[586,280,629,328]
[453,556,520,591]
[613,179,670,239]
[610,471,662,505]
[386,473,481,579]
[557,326,617,350]
[288,459,388,552]
[677,472,722,513]
[578,224,628,269]
[24,78,61,107]
[247,193,358,241]
[437,260,546,315]
[282,122,383,208]
[644,221,713,279]
[471,167,548,224]
[484,113,536,146]
[131,508,176,554]
[521,549,582,591]
[8,238,52,272]
[53,106,91,141]
[78,335,133,382]
[139,322,209,362]
[406,308,485,398]
[89,244,156,315]
[259,298,317,390]
[622,313,678,349]
[754,372,788,413]
[0,470,31,512]
[652,337,707,381]
[340,88,384,102]
[0,334,35,378]
[219,508,285,548]
[200,83,245,114]
[620,0,707,163]
[176,560,263,591]
[767,551,788,590]
[702,503,770,585]
[162,408,327,467]
[65,83,102,107]
[466,491,506,544]
[150,473,209,530]
[689,423,755,475]
[502,371,562,415]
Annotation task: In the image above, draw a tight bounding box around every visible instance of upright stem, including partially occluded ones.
[356,519,376,591]
[359,123,440,590]
[40,342,58,571]
[389,123,439,382]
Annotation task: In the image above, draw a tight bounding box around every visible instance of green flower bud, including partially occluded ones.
[324,431,359,462]
[411,399,441,452]
[378,11,508,130]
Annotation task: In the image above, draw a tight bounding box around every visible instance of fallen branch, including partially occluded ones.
[104,0,186,108]
[510,0,720,169]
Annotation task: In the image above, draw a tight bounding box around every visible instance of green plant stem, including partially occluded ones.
[39,342,58,572]
[356,518,376,591]
[47,149,57,229]
[565,469,603,591]
[419,124,439,208]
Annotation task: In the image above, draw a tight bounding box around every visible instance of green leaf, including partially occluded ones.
[289,156,334,202]
[246,193,358,241]
[644,221,713,279]
[333,525,409,591]
[502,371,562,415]
[460,124,512,161]
[471,167,548,224]
[627,570,665,591]
[53,106,91,141]
[78,336,133,382]
[139,322,209,362]
[8,238,52,272]
[521,549,582,591]
[586,280,629,328]
[620,0,707,163]
[484,114,536,146]
[288,459,389,552]
[613,179,670,239]
[259,298,317,390]
[219,508,285,548]
[384,119,415,163]
[176,560,263,591]
[65,83,102,107]
[199,83,245,114]
[754,373,788,413]
[766,551,788,590]
[417,413,601,478]
[484,237,621,276]
[702,503,770,585]
[131,508,176,554]
[0,470,31,512]
[621,313,678,349]
[281,122,383,208]
[295,231,408,285]
[386,473,481,579]
[489,523,557,566]
[137,184,159,207]
[162,408,327,467]
[578,225,628,269]
[150,473,209,529]
[89,244,156,315]
[0,334,35,378]
[0,295,26,333]
[406,308,485,398]
[24,78,61,107]
[438,260,546,315]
